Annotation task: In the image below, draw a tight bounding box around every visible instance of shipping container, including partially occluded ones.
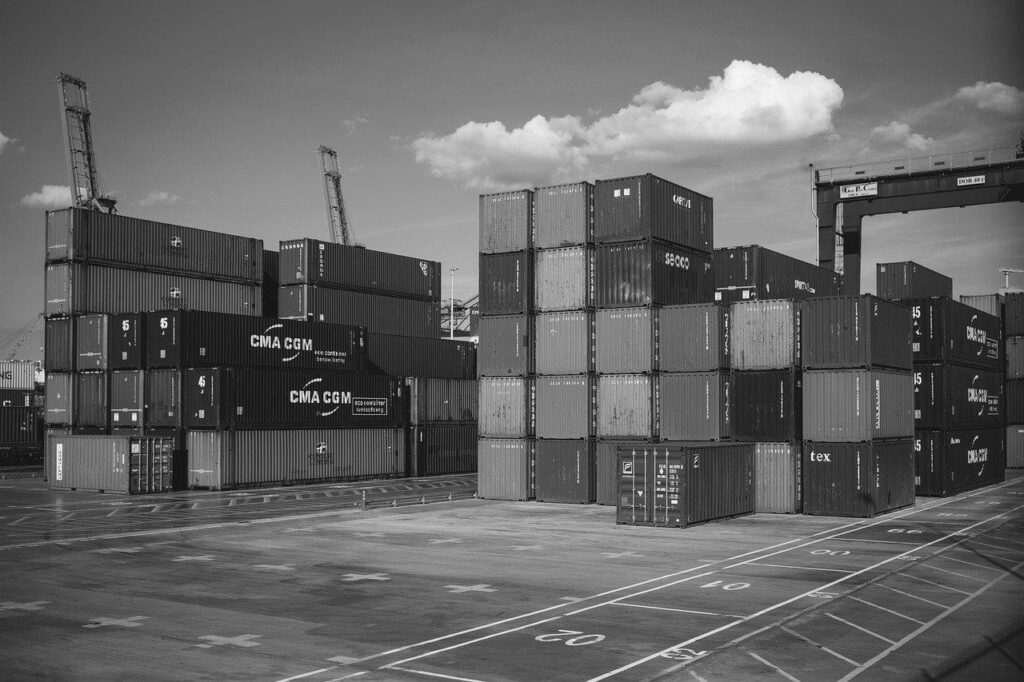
[801,295,913,370]
[534,246,593,311]
[657,372,732,441]
[804,369,914,441]
[659,304,730,371]
[406,377,478,423]
[109,313,144,369]
[0,407,39,445]
[915,428,1005,497]
[1003,292,1023,336]
[182,368,404,430]
[45,434,174,494]
[595,439,648,505]
[802,439,915,517]
[900,297,1002,370]
[1008,380,1024,424]
[44,373,73,425]
[186,428,406,490]
[754,442,802,514]
[594,175,713,252]
[109,370,145,429]
[714,245,842,304]
[277,285,438,338]
[876,261,952,300]
[0,389,34,408]
[262,249,280,319]
[480,190,533,254]
[369,333,476,380]
[478,377,533,438]
[278,238,441,301]
[534,182,593,249]
[616,442,754,527]
[534,375,595,439]
[145,369,182,429]
[479,252,532,315]
[45,318,75,372]
[45,208,263,283]
[75,372,109,429]
[46,262,261,318]
[960,294,1004,318]
[597,374,654,439]
[0,444,42,468]
[1008,337,1024,379]
[1008,426,1024,468]
[477,438,534,500]
[477,315,532,377]
[730,300,800,370]
[595,308,657,374]
[535,439,595,503]
[409,423,477,476]
[594,240,713,308]
[0,361,37,390]
[914,364,1004,429]
[732,370,802,442]
[534,311,594,375]
[75,314,109,370]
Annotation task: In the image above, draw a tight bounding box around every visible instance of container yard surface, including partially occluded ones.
[2,472,1023,681]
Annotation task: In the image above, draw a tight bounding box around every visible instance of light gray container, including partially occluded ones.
[534,182,594,249]
[659,304,730,371]
[534,246,592,311]
[803,369,915,441]
[960,294,1003,318]
[1008,337,1024,379]
[186,428,405,490]
[478,377,533,438]
[595,308,657,374]
[730,300,799,370]
[0,361,36,390]
[535,311,593,375]
[754,442,802,513]
[477,314,532,377]
[406,377,478,424]
[658,372,732,441]
[534,375,595,439]
[46,434,174,494]
[1008,425,1024,468]
[480,190,532,254]
[44,372,73,425]
[597,374,654,438]
[477,438,535,500]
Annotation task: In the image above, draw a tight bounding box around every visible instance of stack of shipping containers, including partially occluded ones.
[878,262,1006,496]
[0,361,42,467]
[1002,293,1023,467]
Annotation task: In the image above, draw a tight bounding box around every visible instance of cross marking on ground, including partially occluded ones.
[195,634,262,649]
[83,616,148,629]
[428,538,463,544]
[254,564,295,571]
[602,551,645,559]
[340,573,390,582]
[171,555,215,562]
[509,545,544,551]
[444,584,496,594]
[560,596,584,603]
[0,601,49,612]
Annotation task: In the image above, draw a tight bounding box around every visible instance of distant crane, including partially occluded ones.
[1000,267,1024,289]
[316,145,352,245]
[57,72,117,213]
[1,312,43,362]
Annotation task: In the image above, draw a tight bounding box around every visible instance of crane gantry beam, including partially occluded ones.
[316,145,351,245]
[58,72,116,213]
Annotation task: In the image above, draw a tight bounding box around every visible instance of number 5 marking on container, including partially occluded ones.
[535,630,605,646]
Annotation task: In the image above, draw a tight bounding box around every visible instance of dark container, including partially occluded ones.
[1008,379,1024,424]
[902,297,1002,370]
[75,314,109,370]
[804,369,914,441]
[109,313,145,369]
[480,190,533,254]
[916,428,1005,497]
[1008,426,1024,469]
[714,245,842,305]
[657,372,732,441]
[1008,337,1024,380]
[732,369,802,442]
[44,372,73,425]
[262,249,279,318]
[0,406,39,445]
[0,444,43,467]
[534,182,594,249]
[409,423,477,476]
[477,438,535,500]
[595,307,657,374]
[1005,292,1024,336]
[182,368,405,430]
[659,304,730,371]
[45,317,75,372]
[535,439,595,503]
[406,377,477,423]
[145,310,368,371]
[914,363,1004,429]
[534,312,594,375]
[478,377,534,438]
[594,240,714,308]
[45,208,262,283]
[369,333,476,380]
[145,369,182,429]
[876,261,952,300]
[595,439,647,505]
[110,370,145,429]
[0,389,34,408]
[45,262,262,318]
[277,285,439,338]
[534,375,595,439]
[75,372,109,429]
[801,295,913,370]
[278,238,441,301]
[802,439,915,517]
[479,252,532,315]
[477,315,532,377]
[595,174,713,252]
[46,434,175,494]
[615,442,754,527]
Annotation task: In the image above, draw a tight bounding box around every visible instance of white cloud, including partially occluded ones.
[954,81,1024,116]
[869,121,934,152]
[413,60,844,189]
[137,190,181,207]
[0,128,14,154]
[343,115,369,136]
[19,185,72,208]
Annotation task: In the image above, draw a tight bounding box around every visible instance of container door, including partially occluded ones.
[616,448,649,525]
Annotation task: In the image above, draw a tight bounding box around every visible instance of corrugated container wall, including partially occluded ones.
[480,190,533,254]
[915,428,1005,497]
[110,370,145,429]
[44,373,73,425]
[1008,426,1024,469]
[1001,292,1023,336]
[534,312,594,375]
[478,378,533,438]
[960,294,1004,318]
[477,438,534,500]
[730,300,799,370]
[45,208,263,283]
[75,315,109,370]
[277,285,438,338]
[594,241,713,308]
[534,375,595,439]
[109,313,144,369]
[754,443,802,514]
[802,439,915,517]
[261,249,279,319]
[594,175,713,252]
[535,440,595,503]
[46,434,175,494]
[914,364,1004,429]
[658,372,732,441]
[803,369,914,441]
[145,369,181,429]
[534,247,592,311]
[714,245,842,304]
[903,298,1002,370]
[0,407,39,444]
[533,182,593,249]
[45,318,75,372]
[369,334,476,380]
[1007,380,1024,424]
[595,308,657,374]
[876,261,952,300]
[406,378,478,424]
[46,263,261,318]
[278,238,441,301]
[659,304,729,372]
[477,315,532,377]
[597,374,654,439]
[479,252,532,315]
[0,390,35,409]
[409,424,477,476]
[1007,338,1024,379]
[75,372,109,428]
[595,439,647,505]
[0,361,38,390]
[801,295,912,370]
[732,370,802,442]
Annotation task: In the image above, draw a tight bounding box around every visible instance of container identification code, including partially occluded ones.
[352,397,388,416]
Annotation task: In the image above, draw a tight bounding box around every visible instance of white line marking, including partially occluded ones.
[918,563,988,583]
[981,532,1024,548]
[383,616,562,669]
[688,671,708,682]
[613,603,743,618]
[275,667,337,682]
[825,613,895,644]
[898,572,971,596]
[748,562,854,574]
[874,584,948,609]
[937,554,1000,572]
[567,572,719,616]
[747,650,801,682]
[389,666,486,682]
[781,626,860,666]
[964,538,1021,556]
[848,596,924,624]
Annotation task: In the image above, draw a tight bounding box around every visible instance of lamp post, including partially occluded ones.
[449,267,458,339]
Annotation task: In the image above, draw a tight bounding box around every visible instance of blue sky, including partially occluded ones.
[2,0,1022,359]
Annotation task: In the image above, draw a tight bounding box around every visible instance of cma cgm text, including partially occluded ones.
[251,335,314,351]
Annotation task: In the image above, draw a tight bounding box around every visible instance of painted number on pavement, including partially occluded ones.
[535,630,605,646]
[700,580,749,591]
[811,549,850,556]
[662,647,707,662]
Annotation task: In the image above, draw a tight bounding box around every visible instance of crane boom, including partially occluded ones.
[2,312,43,362]
[57,72,116,213]
[316,145,351,245]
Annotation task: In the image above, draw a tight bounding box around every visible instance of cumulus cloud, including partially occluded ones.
[343,115,369,136]
[0,128,14,154]
[414,60,844,189]
[954,81,1024,116]
[869,121,934,152]
[20,185,72,208]
[137,190,180,207]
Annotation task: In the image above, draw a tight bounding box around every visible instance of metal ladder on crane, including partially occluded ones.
[58,72,116,213]
[316,145,352,245]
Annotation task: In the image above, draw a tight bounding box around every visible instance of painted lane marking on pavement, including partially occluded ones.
[559,597,583,603]
[613,603,744,619]
[275,666,337,681]
[781,625,860,666]
[171,555,215,562]
[847,596,924,625]
[1,601,49,611]
[195,634,262,649]
[917,562,989,583]
[874,583,947,609]
[254,564,295,571]
[601,551,644,559]
[389,666,485,682]
[898,572,972,596]
[340,573,390,582]
[444,584,495,594]
[746,650,800,682]
[282,527,316,533]
[353,532,385,537]
[748,562,854,574]
[428,538,463,545]
[937,553,1003,573]
[92,547,141,554]
[508,545,543,551]
[83,616,148,629]
[825,612,895,644]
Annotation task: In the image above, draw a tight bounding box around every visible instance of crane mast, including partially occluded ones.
[316,145,351,245]
[57,72,116,213]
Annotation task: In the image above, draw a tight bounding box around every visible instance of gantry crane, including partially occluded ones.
[57,72,117,213]
[316,145,352,245]
[1,312,43,362]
